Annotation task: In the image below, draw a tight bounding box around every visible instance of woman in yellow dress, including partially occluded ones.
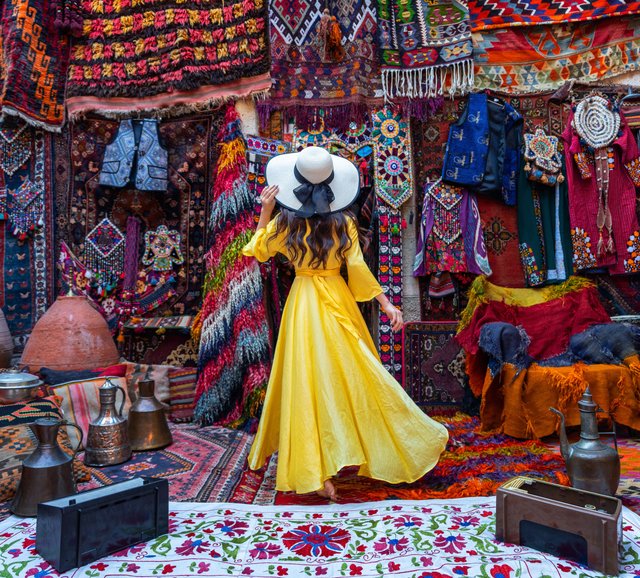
[243,146,448,500]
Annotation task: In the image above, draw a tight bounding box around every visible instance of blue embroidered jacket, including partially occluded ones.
[99,119,168,192]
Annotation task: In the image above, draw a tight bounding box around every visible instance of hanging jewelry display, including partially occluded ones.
[0,121,32,176]
[84,217,125,292]
[142,225,184,272]
[572,94,621,257]
[0,187,8,220]
[573,94,620,150]
[7,179,44,240]
[523,129,564,186]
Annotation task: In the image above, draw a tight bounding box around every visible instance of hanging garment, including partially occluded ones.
[414,180,491,276]
[442,93,522,205]
[99,119,168,191]
[517,159,573,287]
[243,217,448,494]
[563,104,640,275]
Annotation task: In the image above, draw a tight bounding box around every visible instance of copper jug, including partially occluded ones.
[84,378,132,467]
[550,386,620,496]
[128,379,173,451]
[11,418,83,517]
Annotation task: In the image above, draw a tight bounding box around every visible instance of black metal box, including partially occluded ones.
[36,477,168,573]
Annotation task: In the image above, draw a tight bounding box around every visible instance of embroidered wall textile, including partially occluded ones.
[376,0,473,99]
[262,0,381,129]
[65,0,271,119]
[0,0,70,131]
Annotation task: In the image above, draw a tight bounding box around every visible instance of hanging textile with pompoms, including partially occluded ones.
[84,217,125,295]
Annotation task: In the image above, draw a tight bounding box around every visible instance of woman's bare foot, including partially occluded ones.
[316,479,337,501]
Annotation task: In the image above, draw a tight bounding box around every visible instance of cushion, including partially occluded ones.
[52,377,131,445]
[0,396,92,502]
[124,362,173,402]
[167,367,197,423]
[39,363,127,386]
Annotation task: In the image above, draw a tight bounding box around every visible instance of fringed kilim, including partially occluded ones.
[3,497,640,577]
[193,105,270,428]
[65,0,271,119]
[261,0,382,130]
[376,0,473,100]
[474,16,640,94]
[469,0,640,31]
[0,0,70,131]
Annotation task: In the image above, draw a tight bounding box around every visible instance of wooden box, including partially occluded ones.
[496,477,622,575]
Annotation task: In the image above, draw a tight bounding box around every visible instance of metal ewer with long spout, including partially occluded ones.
[550,386,620,496]
[84,377,132,467]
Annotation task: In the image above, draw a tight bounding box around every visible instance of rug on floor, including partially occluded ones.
[241,413,569,506]
[2,497,640,577]
[78,423,254,503]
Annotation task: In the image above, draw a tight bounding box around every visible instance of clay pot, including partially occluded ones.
[21,296,119,372]
[0,308,13,368]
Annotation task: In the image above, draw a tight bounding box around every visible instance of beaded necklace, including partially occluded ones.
[572,94,621,257]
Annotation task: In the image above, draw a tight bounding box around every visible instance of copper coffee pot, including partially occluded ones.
[11,418,83,517]
[84,378,132,467]
[128,379,173,451]
[550,386,620,496]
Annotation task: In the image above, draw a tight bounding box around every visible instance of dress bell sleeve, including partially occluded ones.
[345,219,384,302]
[242,218,284,262]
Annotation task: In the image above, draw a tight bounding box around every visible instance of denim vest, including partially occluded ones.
[99,119,168,191]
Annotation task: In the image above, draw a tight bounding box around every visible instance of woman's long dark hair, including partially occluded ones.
[270,208,354,269]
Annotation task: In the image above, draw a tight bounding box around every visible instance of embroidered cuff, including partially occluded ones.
[573,153,591,180]
[625,157,640,187]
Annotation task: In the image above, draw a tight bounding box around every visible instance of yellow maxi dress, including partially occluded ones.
[242,217,449,494]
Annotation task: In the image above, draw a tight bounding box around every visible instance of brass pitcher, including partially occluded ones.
[128,379,173,451]
[550,386,620,496]
[84,378,132,467]
[11,418,83,517]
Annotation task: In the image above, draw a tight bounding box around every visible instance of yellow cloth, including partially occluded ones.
[242,217,449,494]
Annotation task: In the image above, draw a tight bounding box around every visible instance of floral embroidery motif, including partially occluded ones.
[484,216,515,255]
[625,156,640,187]
[519,243,544,286]
[573,152,592,179]
[571,227,598,270]
[625,230,640,272]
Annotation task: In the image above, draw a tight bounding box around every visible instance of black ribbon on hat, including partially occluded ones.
[293,166,335,218]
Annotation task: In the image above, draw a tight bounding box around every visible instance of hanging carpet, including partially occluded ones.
[474,16,640,94]
[53,112,225,322]
[65,0,271,119]
[376,0,474,100]
[0,0,70,131]
[469,0,640,31]
[0,125,55,349]
[262,0,381,130]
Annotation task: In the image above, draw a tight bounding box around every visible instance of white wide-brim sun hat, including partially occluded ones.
[265,146,360,216]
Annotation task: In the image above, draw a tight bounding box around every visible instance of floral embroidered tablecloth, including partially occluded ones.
[1,497,639,577]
